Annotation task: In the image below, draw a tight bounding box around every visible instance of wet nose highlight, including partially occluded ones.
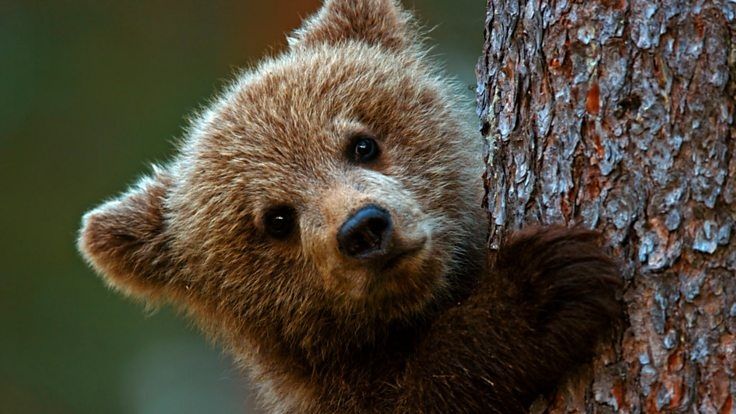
[337,205,393,259]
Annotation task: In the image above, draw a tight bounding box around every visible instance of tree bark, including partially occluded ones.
[476,0,736,412]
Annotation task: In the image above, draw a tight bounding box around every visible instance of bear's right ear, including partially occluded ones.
[78,168,175,299]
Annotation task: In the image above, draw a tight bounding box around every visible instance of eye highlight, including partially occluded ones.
[348,134,380,163]
[263,205,297,239]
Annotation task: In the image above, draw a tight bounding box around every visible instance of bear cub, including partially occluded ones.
[79,0,621,412]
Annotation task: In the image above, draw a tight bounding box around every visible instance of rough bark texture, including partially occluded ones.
[476,0,736,412]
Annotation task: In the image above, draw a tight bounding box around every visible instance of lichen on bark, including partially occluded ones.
[477,0,736,411]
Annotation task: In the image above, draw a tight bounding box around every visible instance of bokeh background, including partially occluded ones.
[1,1,483,413]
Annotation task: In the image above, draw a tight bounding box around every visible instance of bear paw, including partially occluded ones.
[496,225,622,362]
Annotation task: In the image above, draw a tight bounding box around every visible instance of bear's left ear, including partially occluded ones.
[78,167,176,300]
[289,0,416,50]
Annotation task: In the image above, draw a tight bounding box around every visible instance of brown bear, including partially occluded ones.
[78,0,621,412]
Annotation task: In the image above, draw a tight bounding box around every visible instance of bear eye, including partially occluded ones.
[263,205,296,239]
[349,134,380,163]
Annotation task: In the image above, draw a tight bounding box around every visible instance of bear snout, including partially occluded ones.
[337,204,393,259]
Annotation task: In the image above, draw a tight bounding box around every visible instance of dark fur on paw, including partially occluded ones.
[496,225,622,364]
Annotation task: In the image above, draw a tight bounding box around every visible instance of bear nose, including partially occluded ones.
[337,205,393,259]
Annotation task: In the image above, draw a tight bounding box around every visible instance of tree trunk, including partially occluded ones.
[476,0,736,412]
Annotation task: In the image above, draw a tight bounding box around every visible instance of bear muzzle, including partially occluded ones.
[337,204,393,259]
[336,203,429,275]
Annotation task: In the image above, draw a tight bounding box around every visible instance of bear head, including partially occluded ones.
[78,0,483,360]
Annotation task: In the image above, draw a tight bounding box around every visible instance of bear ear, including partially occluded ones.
[78,167,175,299]
[289,0,417,50]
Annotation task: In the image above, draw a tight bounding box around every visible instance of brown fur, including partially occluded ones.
[78,1,621,412]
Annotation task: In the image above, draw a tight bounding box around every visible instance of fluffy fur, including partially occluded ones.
[78,1,621,412]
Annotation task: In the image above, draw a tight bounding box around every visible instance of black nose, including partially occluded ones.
[337,205,393,259]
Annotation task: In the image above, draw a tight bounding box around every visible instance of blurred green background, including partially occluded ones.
[0,1,482,413]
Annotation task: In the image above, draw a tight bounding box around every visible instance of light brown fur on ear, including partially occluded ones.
[290,0,416,50]
[78,168,174,298]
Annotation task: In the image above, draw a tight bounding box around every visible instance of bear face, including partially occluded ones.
[79,0,482,358]
[169,44,482,338]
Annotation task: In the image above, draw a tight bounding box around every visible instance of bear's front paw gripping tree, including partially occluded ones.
[79,0,622,412]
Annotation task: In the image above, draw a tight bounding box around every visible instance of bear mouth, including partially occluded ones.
[379,243,424,272]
